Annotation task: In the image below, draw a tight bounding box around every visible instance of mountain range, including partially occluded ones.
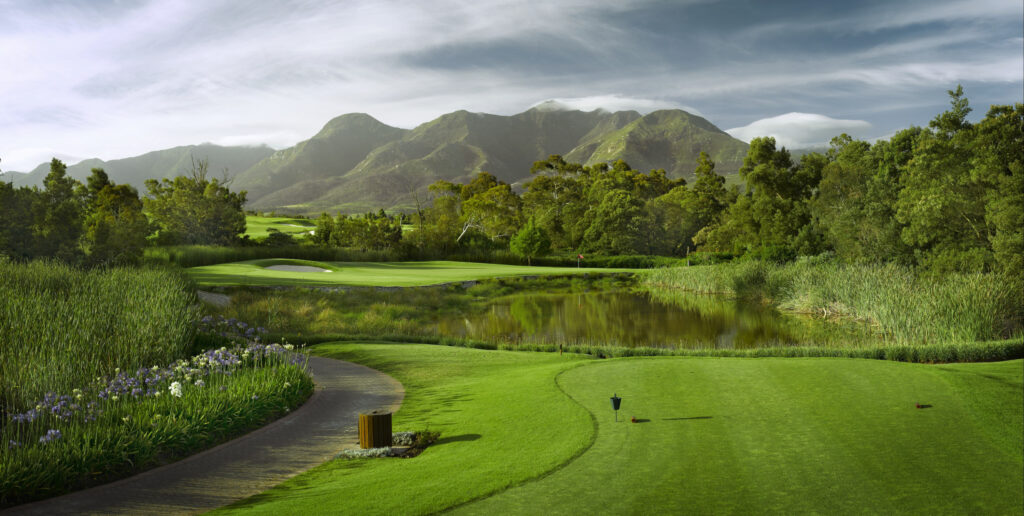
[3,105,750,214]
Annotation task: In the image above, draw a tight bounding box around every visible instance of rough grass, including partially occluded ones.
[186,259,638,287]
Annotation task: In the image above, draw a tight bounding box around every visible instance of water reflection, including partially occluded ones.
[437,290,875,349]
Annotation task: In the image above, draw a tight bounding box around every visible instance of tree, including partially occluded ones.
[83,169,151,265]
[973,103,1024,277]
[702,138,823,259]
[313,213,335,245]
[462,183,522,242]
[0,182,38,260]
[35,159,85,262]
[510,218,551,265]
[143,157,247,245]
[895,87,991,272]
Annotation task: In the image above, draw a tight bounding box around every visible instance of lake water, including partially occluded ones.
[437,290,874,349]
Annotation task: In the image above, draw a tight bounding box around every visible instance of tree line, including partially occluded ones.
[3,87,1019,276]
[312,88,1020,276]
[0,158,246,266]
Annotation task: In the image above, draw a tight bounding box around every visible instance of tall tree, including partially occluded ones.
[34,159,85,262]
[143,157,247,245]
[895,86,991,271]
[83,169,151,266]
[510,217,551,265]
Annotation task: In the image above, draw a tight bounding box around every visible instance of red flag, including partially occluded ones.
[578,254,584,260]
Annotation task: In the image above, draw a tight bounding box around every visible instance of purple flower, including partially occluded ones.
[39,429,62,444]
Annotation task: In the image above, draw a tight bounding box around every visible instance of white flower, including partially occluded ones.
[111,395,119,401]
[169,381,183,398]
[284,344,294,351]
[194,379,205,387]
[284,382,291,388]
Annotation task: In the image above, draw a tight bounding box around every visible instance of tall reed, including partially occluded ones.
[0,260,199,413]
[644,259,1023,345]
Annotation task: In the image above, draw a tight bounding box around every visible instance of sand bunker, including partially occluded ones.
[265,265,331,273]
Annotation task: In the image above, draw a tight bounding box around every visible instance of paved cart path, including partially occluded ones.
[5,356,404,515]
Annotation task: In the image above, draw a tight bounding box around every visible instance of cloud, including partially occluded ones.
[726,113,873,149]
[0,148,84,173]
[530,95,703,116]
[0,0,1019,171]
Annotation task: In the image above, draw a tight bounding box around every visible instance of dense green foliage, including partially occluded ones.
[144,158,248,246]
[646,259,1023,344]
[295,88,1019,276]
[509,217,550,264]
[1,158,249,265]
[0,260,198,411]
[0,160,149,264]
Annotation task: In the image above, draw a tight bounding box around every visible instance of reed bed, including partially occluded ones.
[0,261,314,507]
[1,260,199,412]
[644,259,1024,345]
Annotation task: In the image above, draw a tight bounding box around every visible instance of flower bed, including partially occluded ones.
[1,335,313,508]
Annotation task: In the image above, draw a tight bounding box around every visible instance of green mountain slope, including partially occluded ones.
[566,109,747,178]
[5,144,274,192]
[232,113,408,203]
[245,107,748,213]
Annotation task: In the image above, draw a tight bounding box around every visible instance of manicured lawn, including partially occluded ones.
[186,259,636,287]
[244,216,315,238]
[220,345,1022,515]
[214,343,593,515]
[460,357,1024,515]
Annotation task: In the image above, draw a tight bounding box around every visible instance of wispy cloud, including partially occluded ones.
[0,0,1019,171]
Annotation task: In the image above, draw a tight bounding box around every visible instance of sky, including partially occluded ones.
[1,0,1021,172]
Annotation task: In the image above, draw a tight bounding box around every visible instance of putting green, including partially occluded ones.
[187,259,635,287]
[244,216,315,238]
[219,345,1022,514]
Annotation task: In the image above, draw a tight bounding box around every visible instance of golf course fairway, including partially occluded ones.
[187,259,635,287]
[216,344,1022,515]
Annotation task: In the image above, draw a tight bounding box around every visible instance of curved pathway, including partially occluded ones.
[5,357,404,515]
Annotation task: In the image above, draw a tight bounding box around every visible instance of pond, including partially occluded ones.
[436,289,877,349]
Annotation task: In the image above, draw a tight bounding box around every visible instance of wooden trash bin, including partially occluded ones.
[358,410,392,449]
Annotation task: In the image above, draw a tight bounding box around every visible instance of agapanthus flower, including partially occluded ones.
[39,429,62,444]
